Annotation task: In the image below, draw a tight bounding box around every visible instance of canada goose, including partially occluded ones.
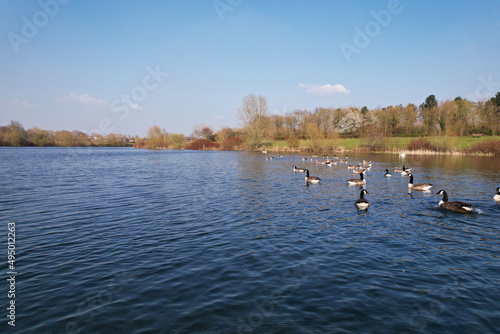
[324,156,335,166]
[401,165,411,176]
[293,165,306,173]
[436,190,474,213]
[394,166,403,172]
[302,157,307,161]
[355,189,370,210]
[347,172,366,186]
[347,164,356,170]
[304,169,320,184]
[312,154,318,158]
[278,154,283,158]
[408,173,432,191]
[384,169,392,177]
[495,187,500,202]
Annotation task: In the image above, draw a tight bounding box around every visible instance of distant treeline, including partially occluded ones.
[255,93,500,143]
[0,121,136,147]
[141,93,500,151]
[3,92,499,151]
[137,124,244,150]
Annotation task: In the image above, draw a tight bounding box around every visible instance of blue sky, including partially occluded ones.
[1,0,499,136]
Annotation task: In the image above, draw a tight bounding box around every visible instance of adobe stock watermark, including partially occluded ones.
[82,64,168,137]
[339,0,406,63]
[474,74,500,101]
[213,0,243,21]
[236,251,320,334]
[401,280,458,333]
[8,0,71,54]
[47,269,130,334]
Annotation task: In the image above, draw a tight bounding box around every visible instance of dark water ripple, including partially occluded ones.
[0,147,499,333]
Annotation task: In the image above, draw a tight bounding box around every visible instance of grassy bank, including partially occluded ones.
[260,136,500,155]
[137,136,500,156]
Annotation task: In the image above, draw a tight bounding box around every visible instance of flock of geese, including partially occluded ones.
[268,153,500,213]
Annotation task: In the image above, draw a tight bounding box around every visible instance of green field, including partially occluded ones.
[261,136,500,152]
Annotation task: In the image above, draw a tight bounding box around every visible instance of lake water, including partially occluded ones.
[1,147,499,333]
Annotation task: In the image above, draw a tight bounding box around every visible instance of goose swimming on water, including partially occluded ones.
[293,165,306,173]
[494,187,500,202]
[401,165,411,176]
[304,169,321,184]
[408,173,432,191]
[384,169,392,177]
[353,168,365,174]
[347,172,366,186]
[436,190,474,213]
[355,189,370,210]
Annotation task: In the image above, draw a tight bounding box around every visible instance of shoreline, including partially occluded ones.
[2,139,497,157]
[133,145,497,157]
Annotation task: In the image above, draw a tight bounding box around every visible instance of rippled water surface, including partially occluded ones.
[1,147,499,333]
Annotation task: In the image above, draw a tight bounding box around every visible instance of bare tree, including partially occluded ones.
[401,104,418,135]
[146,125,168,148]
[238,94,270,147]
[192,124,214,140]
[317,108,334,138]
[305,122,322,151]
[284,113,298,137]
[479,100,499,136]
[270,115,286,139]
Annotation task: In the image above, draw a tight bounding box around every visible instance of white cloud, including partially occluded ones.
[7,100,35,108]
[58,92,109,107]
[130,103,143,110]
[298,83,350,96]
